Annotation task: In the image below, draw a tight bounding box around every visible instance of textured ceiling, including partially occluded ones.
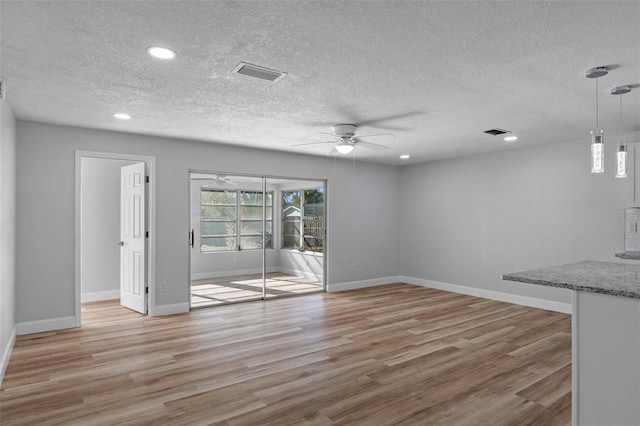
[1,1,639,165]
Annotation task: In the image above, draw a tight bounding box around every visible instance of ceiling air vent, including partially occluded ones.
[232,62,287,82]
[483,128,510,136]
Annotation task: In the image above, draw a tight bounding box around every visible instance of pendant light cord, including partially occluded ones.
[595,77,599,129]
[619,94,623,138]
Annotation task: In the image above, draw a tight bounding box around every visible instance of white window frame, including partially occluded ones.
[281,188,324,253]
[200,188,273,252]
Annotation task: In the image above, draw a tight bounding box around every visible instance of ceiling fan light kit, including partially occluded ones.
[335,139,355,154]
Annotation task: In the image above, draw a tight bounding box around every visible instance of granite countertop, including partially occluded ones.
[615,252,640,260]
[502,260,640,299]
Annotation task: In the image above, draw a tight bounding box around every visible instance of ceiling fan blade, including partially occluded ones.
[305,109,425,131]
[316,131,336,137]
[356,133,396,139]
[357,111,425,127]
[290,140,335,147]
[356,141,390,151]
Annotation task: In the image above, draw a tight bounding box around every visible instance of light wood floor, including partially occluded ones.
[0,283,571,425]
[191,273,323,308]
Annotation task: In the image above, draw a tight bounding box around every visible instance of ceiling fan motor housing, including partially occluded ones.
[333,124,358,138]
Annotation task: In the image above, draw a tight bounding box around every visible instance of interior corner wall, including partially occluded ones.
[15,120,401,324]
[399,133,640,305]
[80,157,135,300]
[0,99,17,382]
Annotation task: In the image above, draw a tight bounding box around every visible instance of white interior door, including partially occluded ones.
[120,162,147,313]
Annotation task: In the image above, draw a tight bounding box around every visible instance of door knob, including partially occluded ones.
[118,241,125,246]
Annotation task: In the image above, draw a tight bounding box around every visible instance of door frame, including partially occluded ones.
[74,151,157,325]
[187,170,328,308]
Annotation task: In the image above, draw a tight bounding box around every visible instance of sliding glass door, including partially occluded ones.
[266,178,325,298]
[189,172,325,308]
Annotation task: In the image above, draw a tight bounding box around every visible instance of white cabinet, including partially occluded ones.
[572,290,640,425]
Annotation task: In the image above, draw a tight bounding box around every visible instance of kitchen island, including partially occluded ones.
[503,260,640,426]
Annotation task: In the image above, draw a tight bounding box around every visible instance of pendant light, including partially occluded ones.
[586,66,608,173]
[612,85,632,178]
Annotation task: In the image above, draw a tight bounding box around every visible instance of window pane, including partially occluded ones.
[241,191,272,205]
[303,189,323,217]
[282,190,300,209]
[201,221,235,236]
[304,188,324,205]
[282,235,299,250]
[241,206,268,219]
[239,206,272,219]
[304,237,324,253]
[304,216,323,237]
[241,221,272,235]
[201,236,236,252]
[283,220,300,235]
[241,235,272,250]
[201,205,236,220]
[201,190,236,205]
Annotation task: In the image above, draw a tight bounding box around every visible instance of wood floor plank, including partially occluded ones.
[0,283,571,425]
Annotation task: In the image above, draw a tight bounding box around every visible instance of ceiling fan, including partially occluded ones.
[191,174,238,185]
[292,124,393,155]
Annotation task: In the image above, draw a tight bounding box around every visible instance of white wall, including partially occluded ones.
[17,118,633,329]
[80,157,135,301]
[0,99,17,382]
[278,250,323,281]
[15,121,401,324]
[399,132,640,307]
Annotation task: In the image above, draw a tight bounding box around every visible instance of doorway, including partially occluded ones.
[74,151,157,325]
[188,172,326,308]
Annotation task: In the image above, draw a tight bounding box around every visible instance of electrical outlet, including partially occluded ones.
[420,262,425,269]
[160,282,167,292]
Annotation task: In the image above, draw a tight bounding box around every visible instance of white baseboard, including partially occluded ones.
[81,290,119,303]
[152,303,190,316]
[0,326,16,387]
[16,316,78,336]
[277,267,322,282]
[328,276,403,292]
[400,276,571,314]
[191,267,278,281]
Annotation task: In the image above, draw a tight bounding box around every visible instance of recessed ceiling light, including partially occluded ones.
[113,113,131,120]
[147,46,176,60]
[504,135,518,142]
[400,154,410,159]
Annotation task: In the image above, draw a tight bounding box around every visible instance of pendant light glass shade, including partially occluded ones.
[586,66,607,174]
[616,142,627,178]
[612,86,631,179]
[591,129,604,173]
